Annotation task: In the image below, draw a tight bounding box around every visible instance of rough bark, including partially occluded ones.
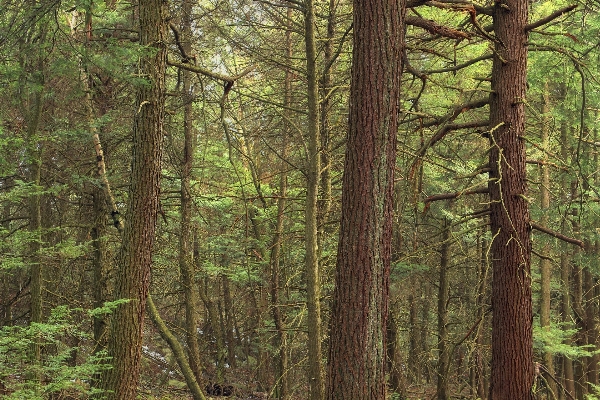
[99,0,167,397]
[488,0,534,398]
[326,0,405,397]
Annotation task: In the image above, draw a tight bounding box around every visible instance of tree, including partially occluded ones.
[326,0,405,398]
[488,0,533,398]
[99,0,167,397]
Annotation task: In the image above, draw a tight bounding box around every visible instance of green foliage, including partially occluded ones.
[533,320,597,358]
[391,261,430,280]
[0,306,112,398]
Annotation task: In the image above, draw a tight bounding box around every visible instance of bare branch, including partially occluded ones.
[406,16,470,39]
[424,187,489,204]
[525,4,577,32]
[530,221,584,248]
[167,59,255,83]
[424,53,493,74]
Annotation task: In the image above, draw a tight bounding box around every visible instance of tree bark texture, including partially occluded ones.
[488,1,533,398]
[100,0,167,397]
[326,0,405,398]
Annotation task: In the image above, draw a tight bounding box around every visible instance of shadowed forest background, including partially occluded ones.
[1,0,600,399]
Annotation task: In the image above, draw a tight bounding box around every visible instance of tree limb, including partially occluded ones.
[424,187,489,204]
[530,222,583,248]
[424,53,493,74]
[406,16,470,39]
[167,59,255,83]
[525,4,577,32]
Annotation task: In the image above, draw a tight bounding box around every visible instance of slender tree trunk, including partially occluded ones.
[539,85,557,397]
[474,233,490,400]
[436,221,451,400]
[179,0,203,383]
[195,232,227,379]
[24,76,44,375]
[269,13,292,395]
[571,211,586,399]
[387,306,406,398]
[147,296,207,400]
[584,259,598,390]
[100,0,167,397]
[326,0,405,397]
[559,117,575,399]
[408,280,420,384]
[318,0,335,232]
[222,274,237,371]
[488,1,533,398]
[303,0,324,398]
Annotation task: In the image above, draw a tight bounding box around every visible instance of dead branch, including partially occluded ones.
[526,159,569,171]
[424,53,493,74]
[167,59,255,83]
[424,187,489,204]
[421,120,488,152]
[406,16,470,39]
[530,222,583,248]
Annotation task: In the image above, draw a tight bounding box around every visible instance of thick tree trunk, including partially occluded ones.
[488,1,533,398]
[326,0,405,397]
[100,0,167,397]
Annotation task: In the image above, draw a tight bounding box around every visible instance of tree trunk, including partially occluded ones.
[303,0,324,398]
[488,1,533,398]
[269,12,292,395]
[147,295,207,400]
[179,0,203,383]
[436,221,451,400]
[559,116,575,399]
[100,0,167,397]
[195,231,227,380]
[326,0,405,397]
[539,84,557,398]
[222,274,237,371]
[387,306,406,398]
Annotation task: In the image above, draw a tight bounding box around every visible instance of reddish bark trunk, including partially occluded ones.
[488,1,533,399]
[326,0,405,398]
